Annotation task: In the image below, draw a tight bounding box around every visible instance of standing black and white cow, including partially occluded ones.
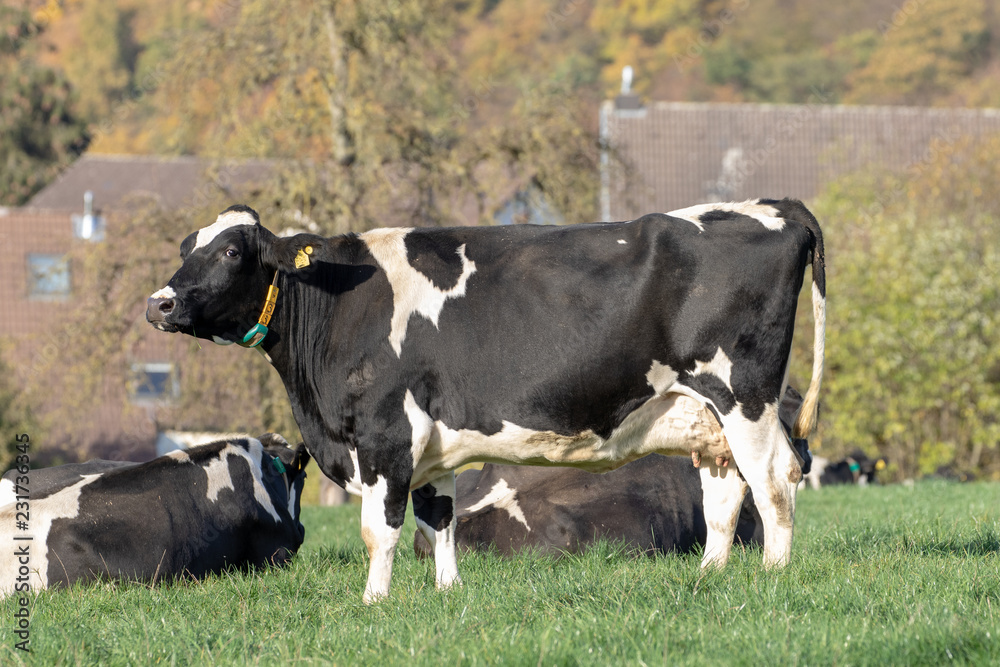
[146,199,825,602]
[0,434,308,596]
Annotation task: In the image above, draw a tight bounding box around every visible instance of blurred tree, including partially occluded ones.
[588,0,703,95]
[63,0,132,120]
[810,134,1000,480]
[100,0,601,231]
[0,344,37,473]
[0,6,89,205]
[846,0,989,105]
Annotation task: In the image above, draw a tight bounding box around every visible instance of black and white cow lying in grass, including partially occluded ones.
[0,434,308,597]
[147,199,825,602]
[414,388,810,558]
[800,450,886,489]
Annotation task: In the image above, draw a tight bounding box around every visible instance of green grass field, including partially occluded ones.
[2,480,998,665]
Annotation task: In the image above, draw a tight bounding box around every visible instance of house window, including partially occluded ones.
[27,254,71,299]
[128,363,180,403]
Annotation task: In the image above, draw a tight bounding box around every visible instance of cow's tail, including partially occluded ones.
[770,199,825,439]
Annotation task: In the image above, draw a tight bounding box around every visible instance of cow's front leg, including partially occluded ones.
[360,477,409,604]
[698,460,748,568]
[412,471,462,591]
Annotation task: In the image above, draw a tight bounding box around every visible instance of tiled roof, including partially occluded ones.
[601,101,1000,219]
[26,154,276,213]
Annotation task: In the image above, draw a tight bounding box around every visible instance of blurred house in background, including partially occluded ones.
[0,156,275,464]
[600,92,1000,219]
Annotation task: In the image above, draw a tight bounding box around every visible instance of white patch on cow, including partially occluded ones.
[204,450,236,501]
[408,391,729,488]
[404,390,434,466]
[646,360,679,395]
[691,347,734,390]
[202,440,281,523]
[360,228,478,356]
[617,239,627,244]
[343,448,363,496]
[0,479,14,508]
[193,209,257,251]
[699,463,748,568]
[150,286,176,300]
[464,479,531,532]
[165,449,191,463]
[287,478,299,518]
[0,475,102,597]
[360,476,402,604]
[212,335,235,346]
[667,200,785,231]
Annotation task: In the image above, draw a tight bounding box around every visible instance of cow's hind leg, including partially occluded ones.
[719,407,801,567]
[412,472,462,591]
[360,477,409,604]
[699,460,749,568]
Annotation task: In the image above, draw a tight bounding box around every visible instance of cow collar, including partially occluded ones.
[845,456,861,482]
[272,456,290,498]
[237,271,280,348]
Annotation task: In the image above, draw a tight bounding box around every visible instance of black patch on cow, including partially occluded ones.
[761,197,826,298]
[3,460,137,501]
[705,403,723,428]
[411,483,455,532]
[697,210,759,226]
[405,232,466,291]
[180,232,197,259]
[680,374,736,416]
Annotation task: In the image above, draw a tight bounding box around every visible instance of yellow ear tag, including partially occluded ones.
[294,245,314,269]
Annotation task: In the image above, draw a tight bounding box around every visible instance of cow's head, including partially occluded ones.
[259,432,311,546]
[146,205,321,347]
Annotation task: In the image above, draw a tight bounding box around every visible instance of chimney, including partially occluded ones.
[614,66,642,110]
[73,190,105,241]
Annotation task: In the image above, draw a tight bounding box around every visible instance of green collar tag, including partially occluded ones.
[848,461,860,473]
[272,457,286,474]
[240,322,269,348]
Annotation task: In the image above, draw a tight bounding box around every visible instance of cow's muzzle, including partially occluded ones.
[146,296,179,332]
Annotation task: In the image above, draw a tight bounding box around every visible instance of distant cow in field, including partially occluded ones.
[147,199,825,602]
[414,388,811,558]
[800,450,886,489]
[0,434,308,597]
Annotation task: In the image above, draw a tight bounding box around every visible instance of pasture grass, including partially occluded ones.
[2,480,998,665]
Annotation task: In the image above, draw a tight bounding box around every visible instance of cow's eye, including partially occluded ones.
[225,247,240,258]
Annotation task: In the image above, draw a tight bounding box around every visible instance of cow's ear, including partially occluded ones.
[258,432,290,449]
[292,443,311,477]
[260,232,326,274]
